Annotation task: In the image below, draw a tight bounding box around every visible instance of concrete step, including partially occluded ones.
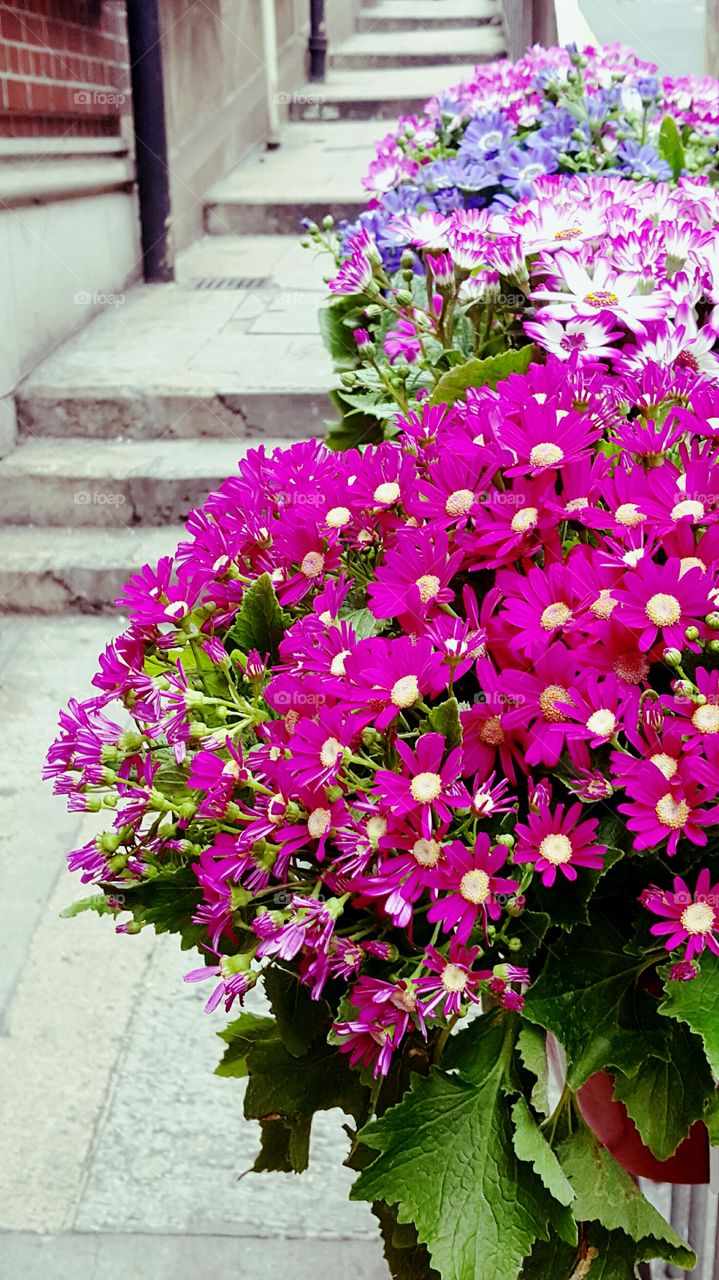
[18,235,335,440]
[288,62,485,121]
[332,25,504,68]
[0,524,184,613]
[0,437,290,528]
[204,121,377,235]
[357,0,499,32]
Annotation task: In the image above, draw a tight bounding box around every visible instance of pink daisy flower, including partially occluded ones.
[612,558,711,653]
[426,835,520,943]
[619,759,718,855]
[368,529,464,630]
[374,732,470,838]
[641,869,719,962]
[514,802,606,887]
[414,941,488,1017]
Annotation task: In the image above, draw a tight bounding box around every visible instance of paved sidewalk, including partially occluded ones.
[0,616,382,1279]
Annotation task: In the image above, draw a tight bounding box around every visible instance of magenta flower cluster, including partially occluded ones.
[47,345,719,1076]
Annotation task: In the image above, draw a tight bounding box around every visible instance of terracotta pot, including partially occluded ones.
[576,1071,709,1183]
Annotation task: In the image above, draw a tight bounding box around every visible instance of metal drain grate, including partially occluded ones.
[190,276,272,291]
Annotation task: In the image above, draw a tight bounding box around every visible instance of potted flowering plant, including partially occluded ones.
[48,341,719,1275]
[307,45,719,450]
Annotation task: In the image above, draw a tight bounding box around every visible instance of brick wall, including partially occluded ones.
[0,0,130,137]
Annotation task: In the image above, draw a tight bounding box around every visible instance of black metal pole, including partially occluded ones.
[309,0,327,82]
[125,0,174,282]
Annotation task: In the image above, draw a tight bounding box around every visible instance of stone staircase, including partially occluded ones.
[1,0,505,614]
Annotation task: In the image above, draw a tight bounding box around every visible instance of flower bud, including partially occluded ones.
[662,648,683,667]
[495,833,515,848]
[395,289,414,306]
[707,612,719,629]
[685,625,700,642]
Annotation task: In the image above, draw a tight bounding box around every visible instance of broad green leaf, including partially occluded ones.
[517,1025,550,1118]
[263,965,332,1057]
[428,345,536,408]
[531,847,623,931]
[253,1115,312,1173]
[611,1019,714,1160]
[523,919,658,1087]
[325,389,387,452]
[520,1226,639,1279]
[352,1064,573,1280]
[443,1010,511,1084]
[427,697,462,751]
[342,606,387,639]
[227,572,287,662]
[511,1096,575,1210]
[658,115,686,180]
[558,1126,694,1270]
[318,299,365,363]
[505,909,551,962]
[243,1033,367,1126]
[659,957,719,1076]
[215,1012,276,1078]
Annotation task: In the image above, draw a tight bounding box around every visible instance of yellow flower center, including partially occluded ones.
[671,498,705,522]
[680,901,715,935]
[554,225,582,241]
[590,589,617,619]
[540,602,573,631]
[566,496,589,513]
[613,651,649,684]
[459,868,491,904]
[374,481,400,505]
[585,290,619,307]
[538,834,573,865]
[301,550,325,578]
[680,556,706,576]
[511,506,539,534]
[326,505,351,528]
[586,708,617,737]
[410,771,443,804]
[320,737,343,768]
[529,442,564,468]
[645,593,682,628]
[308,807,332,838]
[412,837,442,867]
[539,684,572,723]
[330,650,351,677]
[650,752,678,780]
[615,502,646,527]
[391,674,420,709]
[441,963,469,993]
[479,714,505,744]
[416,574,441,603]
[692,703,719,734]
[445,488,474,517]
[655,793,690,829]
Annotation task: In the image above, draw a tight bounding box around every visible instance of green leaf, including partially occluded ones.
[227,572,287,662]
[611,1018,714,1160]
[443,1010,511,1084]
[523,918,656,1087]
[325,388,387,452]
[60,893,123,919]
[531,847,623,931]
[520,1226,640,1280]
[342,606,387,639]
[505,910,551,962]
[427,697,462,751]
[215,1012,276,1078]
[318,299,365,363]
[428,346,536,408]
[659,956,719,1076]
[511,1096,575,1210]
[243,1034,368,1127]
[116,868,204,949]
[263,965,331,1057]
[658,114,686,180]
[558,1126,694,1270]
[253,1115,312,1173]
[516,1025,550,1118]
[352,1063,573,1280]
